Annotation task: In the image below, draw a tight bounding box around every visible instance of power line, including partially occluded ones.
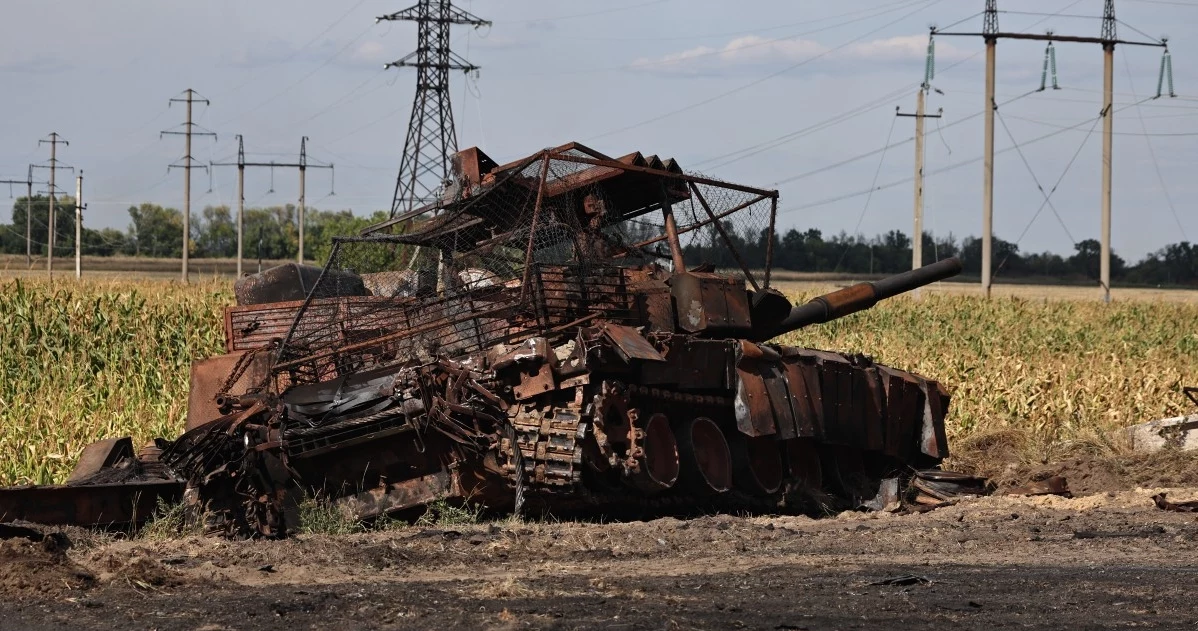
[502,0,670,24]
[586,0,945,142]
[1002,114,1198,136]
[211,0,372,101]
[216,23,376,128]
[834,115,899,272]
[558,1,925,42]
[1122,48,1188,241]
[995,109,1078,245]
[686,0,1086,174]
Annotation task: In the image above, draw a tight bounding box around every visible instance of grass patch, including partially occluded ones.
[416,497,485,527]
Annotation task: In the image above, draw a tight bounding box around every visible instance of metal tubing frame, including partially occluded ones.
[519,152,552,302]
[688,182,760,291]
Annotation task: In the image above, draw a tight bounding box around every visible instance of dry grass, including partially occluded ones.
[0,276,1194,485]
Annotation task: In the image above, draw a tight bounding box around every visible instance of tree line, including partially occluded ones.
[1,197,1195,286]
[684,223,1198,287]
[0,196,386,263]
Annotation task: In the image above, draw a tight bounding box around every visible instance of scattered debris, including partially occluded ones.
[1072,526,1165,540]
[869,574,931,587]
[910,470,989,505]
[1152,493,1198,513]
[1127,415,1198,453]
[1005,476,1071,498]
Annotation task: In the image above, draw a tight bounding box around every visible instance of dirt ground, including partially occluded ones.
[2,484,1197,631]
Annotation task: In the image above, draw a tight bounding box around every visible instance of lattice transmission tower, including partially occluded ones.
[378,1,490,218]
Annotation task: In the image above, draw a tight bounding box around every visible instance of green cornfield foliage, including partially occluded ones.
[0,278,1195,485]
[0,279,229,484]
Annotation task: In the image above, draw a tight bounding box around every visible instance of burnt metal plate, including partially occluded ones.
[600,323,665,363]
[0,480,182,528]
[734,364,778,438]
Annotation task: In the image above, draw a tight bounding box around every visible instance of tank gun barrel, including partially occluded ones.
[774,257,963,335]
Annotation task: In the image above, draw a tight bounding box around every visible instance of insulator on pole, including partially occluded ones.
[1156,47,1174,99]
[1049,42,1059,90]
[1040,44,1050,91]
[1156,52,1166,98]
[1166,49,1175,98]
[1039,40,1059,92]
[924,34,935,87]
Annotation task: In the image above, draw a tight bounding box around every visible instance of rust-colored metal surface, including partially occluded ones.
[3,141,966,537]
[0,480,181,528]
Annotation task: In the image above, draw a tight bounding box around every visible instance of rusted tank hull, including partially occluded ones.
[156,323,949,537]
[2,142,963,537]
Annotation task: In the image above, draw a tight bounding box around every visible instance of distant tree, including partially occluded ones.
[193,205,236,258]
[127,203,183,257]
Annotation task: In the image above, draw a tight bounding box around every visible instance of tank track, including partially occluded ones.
[494,381,866,517]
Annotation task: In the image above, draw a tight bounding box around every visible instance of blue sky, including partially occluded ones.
[1,0,1196,260]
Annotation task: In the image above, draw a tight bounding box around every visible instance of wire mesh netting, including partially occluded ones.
[272,146,776,385]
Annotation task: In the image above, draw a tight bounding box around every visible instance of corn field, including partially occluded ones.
[0,278,1195,485]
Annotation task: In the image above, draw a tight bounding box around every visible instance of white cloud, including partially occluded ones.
[847,35,969,63]
[630,33,970,75]
[352,40,388,64]
[630,36,826,74]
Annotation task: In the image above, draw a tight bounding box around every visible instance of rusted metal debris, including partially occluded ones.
[1,141,966,536]
[1152,493,1198,513]
[1004,476,1071,498]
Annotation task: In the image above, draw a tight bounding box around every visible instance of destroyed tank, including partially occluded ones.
[0,142,963,537]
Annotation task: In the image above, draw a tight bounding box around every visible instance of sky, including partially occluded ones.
[1,0,1196,262]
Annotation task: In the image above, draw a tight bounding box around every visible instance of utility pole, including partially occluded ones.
[934,0,1167,300]
[0,166,35,267]
[211,136,332,270]
[34,133,71,275]
[75,171,83,280]
[162,89,216,283]
[1100,1,1116,304]
[896,33,943,298]
[379,0,490,219]
[299,137,307,264]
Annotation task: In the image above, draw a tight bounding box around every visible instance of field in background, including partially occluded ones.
[0,276,1195,485]
[0,254,295,280]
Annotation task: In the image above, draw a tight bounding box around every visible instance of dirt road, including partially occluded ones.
[3,487,1197,630]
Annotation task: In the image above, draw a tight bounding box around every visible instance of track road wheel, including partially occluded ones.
[675,416,732,494]
[625,412,680,493]
[730,435,784,496]
[782,438,823,491]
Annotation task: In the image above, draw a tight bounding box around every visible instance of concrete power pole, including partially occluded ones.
[75,172,83,280]
[162,89,216,283]
[934,0,1167,300]
[897,90,942,298]
[299,137,307,264]
[0,167,36,268]
[36,133,70,275]
[212,137,332,270]
[237,136,245,276]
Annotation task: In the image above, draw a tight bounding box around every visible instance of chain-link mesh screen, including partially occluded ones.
[271,148,776,385]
